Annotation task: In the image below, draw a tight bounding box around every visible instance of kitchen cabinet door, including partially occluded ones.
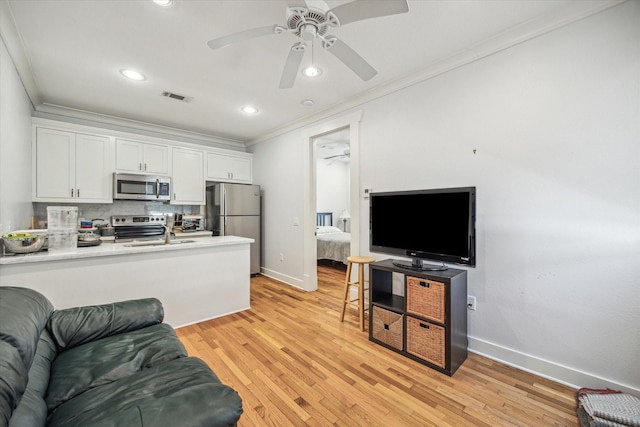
[35,128,74,199]
[74,133,112,201]
[206,152,252,183]
[143,143,169,174]
[115,139,169,175]
[33,128,112,203]
[172,147,204,205]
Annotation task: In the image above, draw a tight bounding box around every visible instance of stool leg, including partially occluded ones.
[358,263,365,331]
[340,261,352,322]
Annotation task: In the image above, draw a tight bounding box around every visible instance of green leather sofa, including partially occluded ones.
[0,286,243,427]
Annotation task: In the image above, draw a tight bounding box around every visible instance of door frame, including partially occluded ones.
[301,110,363,291]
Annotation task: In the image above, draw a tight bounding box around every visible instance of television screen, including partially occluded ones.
[370,187,476,270]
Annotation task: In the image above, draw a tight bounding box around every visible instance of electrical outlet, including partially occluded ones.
[467,295,477,311]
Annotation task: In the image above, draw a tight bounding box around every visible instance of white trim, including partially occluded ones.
[259,268,305,291]
[469,337,640,395]
[246,0,624,146]
[0,0,40,107]
[301,110,363,292]
[31,112,245,153]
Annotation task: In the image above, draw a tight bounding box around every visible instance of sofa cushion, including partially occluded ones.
[45,323,187,411]
[47,298,164,351]
[7,330,57,427]
[46,357,243,427]
[0,341,28,427]
[0,287,54,369]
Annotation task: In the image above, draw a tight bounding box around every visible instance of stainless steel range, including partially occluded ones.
[111,214,166,241]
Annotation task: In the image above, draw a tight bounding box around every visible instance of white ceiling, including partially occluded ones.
[4,0,619,144]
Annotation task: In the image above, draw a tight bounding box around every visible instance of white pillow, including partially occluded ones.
[316,226,341,234]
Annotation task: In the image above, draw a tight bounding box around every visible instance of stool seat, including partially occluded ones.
[340,256,376,331]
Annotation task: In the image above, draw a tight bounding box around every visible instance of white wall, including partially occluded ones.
[0,35,33,234]
[250,2,640,393]
[250,131,306,287]
[316,159,350,230]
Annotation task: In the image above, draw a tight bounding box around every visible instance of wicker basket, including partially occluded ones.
[372,306,403,350]
[406,316,445,368]
[406,276,445,324]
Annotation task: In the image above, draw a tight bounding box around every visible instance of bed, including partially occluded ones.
[316,212,350,264]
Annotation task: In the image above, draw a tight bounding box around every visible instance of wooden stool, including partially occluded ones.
[340,256,376,331]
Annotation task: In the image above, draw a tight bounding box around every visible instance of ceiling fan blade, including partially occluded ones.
[326,0,409,27]
[322,37,377,82]
[324,153,349,160]
[284,0,308,12]
[207,25,278,50]
[279,42,307,89]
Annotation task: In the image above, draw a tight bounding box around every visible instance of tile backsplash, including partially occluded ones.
[33,201,202,227]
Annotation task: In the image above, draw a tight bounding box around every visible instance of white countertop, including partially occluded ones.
[0,235,253,265]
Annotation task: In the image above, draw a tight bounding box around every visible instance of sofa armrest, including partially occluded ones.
[47,298,164,351]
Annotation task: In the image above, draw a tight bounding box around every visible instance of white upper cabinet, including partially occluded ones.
[115,139,169,175]
[33,127,112,203]
[171,147,205,205]
[206,152,252,183]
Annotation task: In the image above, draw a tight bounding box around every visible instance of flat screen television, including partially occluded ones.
[369,187,476,271]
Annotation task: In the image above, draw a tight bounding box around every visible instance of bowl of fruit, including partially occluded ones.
[2,232,47,254]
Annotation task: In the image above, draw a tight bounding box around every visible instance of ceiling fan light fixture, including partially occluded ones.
[152,0,174,7]
[302,65,322,78]
[120,69,146,81]
[240,105,259,114]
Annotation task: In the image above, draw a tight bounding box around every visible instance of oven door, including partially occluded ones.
[113,173,170,201]
[113,226,165,241]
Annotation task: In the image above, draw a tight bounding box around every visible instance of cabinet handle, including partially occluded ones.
[419,323,430,329]
[71,188,74,197]
[139,163,142,171]
[419,281,430,288]
[230,172,233,179]
[144,163,147,171]
[76,189,80,198]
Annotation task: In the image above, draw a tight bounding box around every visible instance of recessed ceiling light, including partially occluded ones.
[241,105,259,114]
[120,69,146,81]
[152,0,174,6]
[301,99,314,107]
[302,66,322,78]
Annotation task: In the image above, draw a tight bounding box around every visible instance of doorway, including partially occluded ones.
[315,128,351,274]
[301,111,363,291]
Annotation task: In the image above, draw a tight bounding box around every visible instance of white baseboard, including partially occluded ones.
[468,336,639,396]
[259,268,306,291]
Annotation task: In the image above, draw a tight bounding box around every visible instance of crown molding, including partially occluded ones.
[0,0,41,107]
[34,103,245,151]
[246,0,625,146]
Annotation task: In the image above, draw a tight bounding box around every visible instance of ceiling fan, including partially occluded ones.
[207,0,409,89]
[324,148,350,160]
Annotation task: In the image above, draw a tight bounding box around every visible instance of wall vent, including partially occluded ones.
[161,91,193,102]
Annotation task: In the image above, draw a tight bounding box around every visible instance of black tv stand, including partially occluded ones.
[392,259,448,271]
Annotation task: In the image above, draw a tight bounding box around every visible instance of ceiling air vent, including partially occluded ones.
[161,91,193,103]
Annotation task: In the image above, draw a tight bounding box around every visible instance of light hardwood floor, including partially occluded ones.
[176,264,578,426]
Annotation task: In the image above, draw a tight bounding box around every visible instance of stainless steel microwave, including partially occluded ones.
[113,173,171,201]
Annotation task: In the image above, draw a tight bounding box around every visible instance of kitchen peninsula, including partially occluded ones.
[0,236,252,327]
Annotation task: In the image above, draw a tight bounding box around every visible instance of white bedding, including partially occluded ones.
[317,226,350,264]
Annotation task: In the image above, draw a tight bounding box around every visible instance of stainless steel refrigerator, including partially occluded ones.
[206,183,261,275]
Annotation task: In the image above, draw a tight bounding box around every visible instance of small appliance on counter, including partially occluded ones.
[174,214,205,232]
